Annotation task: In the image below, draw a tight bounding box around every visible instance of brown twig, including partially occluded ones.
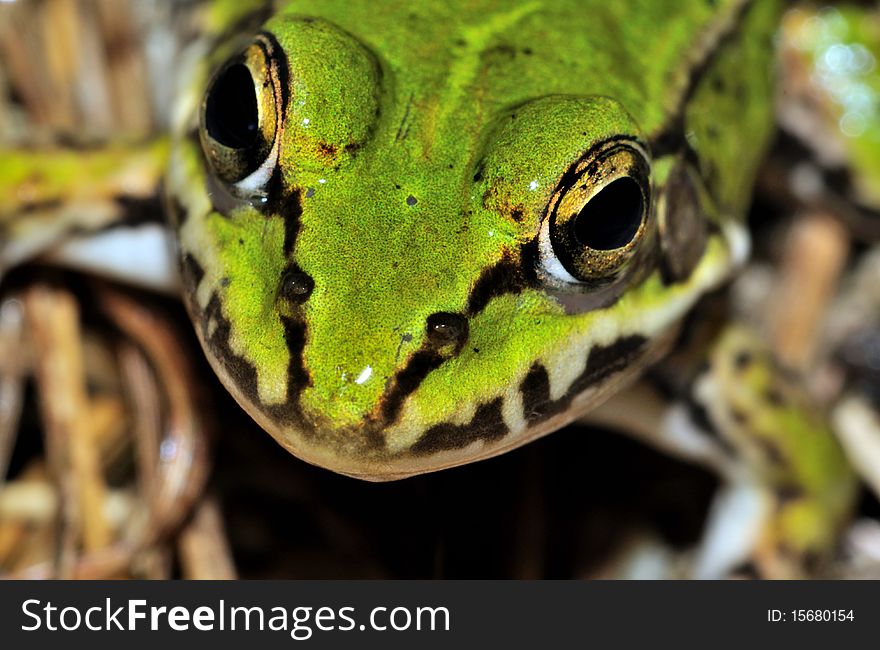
[178,496,237,580]
[767,211,850,370]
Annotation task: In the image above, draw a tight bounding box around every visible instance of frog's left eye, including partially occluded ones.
[539,140,651,286]
[200,37,282,194]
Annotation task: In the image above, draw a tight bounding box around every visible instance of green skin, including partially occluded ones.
[165,0,780,479]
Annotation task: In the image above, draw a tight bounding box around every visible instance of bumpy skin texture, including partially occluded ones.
[168,0,779,479]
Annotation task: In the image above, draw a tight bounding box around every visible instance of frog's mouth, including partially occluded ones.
[200,318,674,481]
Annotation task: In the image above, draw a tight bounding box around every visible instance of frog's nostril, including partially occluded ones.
[425,312,469,351]
[279,268,314,303]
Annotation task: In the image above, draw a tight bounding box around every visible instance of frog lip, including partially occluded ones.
[225,333,665,481]
[253,370,624,481]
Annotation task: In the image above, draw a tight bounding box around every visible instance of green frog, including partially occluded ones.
[161,0,780,480]
[7,0,838,500]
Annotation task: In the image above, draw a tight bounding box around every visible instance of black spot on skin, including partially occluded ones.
[522,47,533,56]
[278,265,314,303]
[465,253,525,316]
[317,142,338,158]
[406,195,418,206]
[411,398,507,455]
[305,187,316,198]
[520,363,551,425]
[380,350,446,424]
[220,277,231,287]
[426,312,469,352]
[238,238,245,245]
[510,207,524,222]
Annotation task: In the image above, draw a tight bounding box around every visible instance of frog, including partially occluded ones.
[687,326,857,578]
[157,0,781,481]
[1,0,788,486]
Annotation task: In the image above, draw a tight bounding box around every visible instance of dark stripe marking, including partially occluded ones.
[380,350,445,424]
[520,363,551,425]
[202,292,261,409]
[517,335,650,427]
[281,187,303,257]
[273,315,310,424]
[411,398,507,455]
[465,251,524,316]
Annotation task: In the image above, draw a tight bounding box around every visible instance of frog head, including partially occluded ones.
[168,8,747,479]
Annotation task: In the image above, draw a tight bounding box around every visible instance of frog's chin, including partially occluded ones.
[214,327,678,482]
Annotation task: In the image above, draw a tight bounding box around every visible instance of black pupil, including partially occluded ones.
[205,63,259,149]
[573,177,644,250]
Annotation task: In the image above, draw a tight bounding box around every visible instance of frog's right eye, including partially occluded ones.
[200,37,283,193]
[538,139,651,287]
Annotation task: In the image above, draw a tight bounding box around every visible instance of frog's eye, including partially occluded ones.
[539,140,651,286]
[200,37,282,193]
